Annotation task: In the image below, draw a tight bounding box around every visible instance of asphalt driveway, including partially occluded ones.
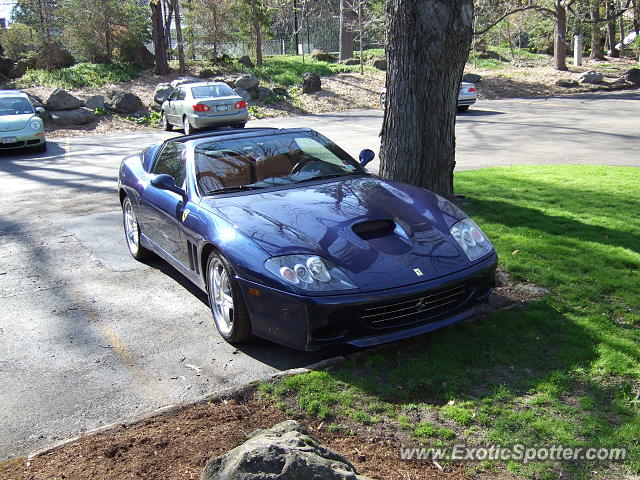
[0,91,638,460]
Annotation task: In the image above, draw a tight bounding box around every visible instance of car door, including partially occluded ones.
[139,142,187,260]
[174,88,187,122]
[165,90,179,124]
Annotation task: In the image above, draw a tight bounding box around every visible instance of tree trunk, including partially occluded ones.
[590,0,605,59]
[554,0,568,70]
[174,0,186,72]
[151,0,170,74]
[606,0,619,56]
[358,1,364,74]
[379,0,473,198]
[339,0,355,60]
[619,0,625,57]
[249,0,263,66]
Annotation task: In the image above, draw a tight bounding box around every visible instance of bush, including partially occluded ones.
[18,62,142,88]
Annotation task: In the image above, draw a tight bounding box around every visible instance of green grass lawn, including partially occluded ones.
[18,62,143,89]
[260,165,640,479]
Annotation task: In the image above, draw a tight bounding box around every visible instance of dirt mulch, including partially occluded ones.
[0,395,466,480]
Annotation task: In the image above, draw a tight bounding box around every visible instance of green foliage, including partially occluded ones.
[262,166,640,478]
[11,0,61,45]
[18,62,142,88]
[0,23,39,59]
[127,110,161,127]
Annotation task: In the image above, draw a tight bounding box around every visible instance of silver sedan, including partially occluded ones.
[380,82,477,112]
[161,82,249,134]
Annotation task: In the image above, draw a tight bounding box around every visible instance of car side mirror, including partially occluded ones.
[151,174,186,198]
[359,149,375,167]
[35,107,45,114]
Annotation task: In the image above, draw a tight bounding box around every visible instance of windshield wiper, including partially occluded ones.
[206,185,265,195]
[294,172,360,184]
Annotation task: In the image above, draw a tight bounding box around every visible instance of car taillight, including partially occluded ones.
[468,87,476,92]
[193,104,210,112]
[235,100,247,109]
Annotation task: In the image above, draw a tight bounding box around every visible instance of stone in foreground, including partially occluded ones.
[46,88,83,111]
[302,72,321,94]
[201,420,371,480]
[104,90,144,114]
[579,71,603,84]
[50,108,96,125]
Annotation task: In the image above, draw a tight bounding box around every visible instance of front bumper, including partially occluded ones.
[0,128,45,150]
[239,252,497,351]
[189,111,248,128]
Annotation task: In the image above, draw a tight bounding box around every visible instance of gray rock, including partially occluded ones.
[153,82,174,104]
[238,55,254,68]
[579,71,603,84]
[214,77,237,88]
[462,73,481,83]
[26,93,44,109]
[50,107,96,125]
[623,67,640,84]
[171,76,201,88]
[0,57,13,77]
[199,68,218,78]
[9,59,28,79]
[84,95,104,110]
[45,88,83,111]
[104,90,144,113]
[339,58,360,66]
[556,79,579,88]
[311,49,337,63]
[302,72,321,94]
[370,57,386,71]
[234,87,252,102]
[258,86,276,100]
[235,73,259,91]
[610,77,629,86]
[201,420,371,480]
[120,45,154,68]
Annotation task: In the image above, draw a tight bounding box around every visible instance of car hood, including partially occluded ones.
[0,114,35,132]
[200,176,476,292]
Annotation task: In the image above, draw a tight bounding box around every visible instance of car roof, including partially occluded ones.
[166,127,317,147]
[178,81,231,89]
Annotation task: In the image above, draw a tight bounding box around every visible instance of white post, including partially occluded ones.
[574,35,583,66]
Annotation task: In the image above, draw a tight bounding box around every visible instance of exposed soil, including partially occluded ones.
[0,274,544,480]
[22,56,640,139]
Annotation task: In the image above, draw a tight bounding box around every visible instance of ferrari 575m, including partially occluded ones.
[118,128,497,350]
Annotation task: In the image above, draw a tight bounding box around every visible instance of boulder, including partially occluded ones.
[462,73,481,83]
[211,53,232,65]
[311,49,337,63]
[556,79,579,88]
[9,59,28,79]
[50,107,96,126]
[0,57,14,77]
[623,67,640,84]
[46,88,83,110]
[154,83,174,104]
[199,68,218,79]
[235,73,259,91]
[26,93,44,109]
[200,420,371,480]
[84,95,105,110]
[302,72,321,94]
[104,90,144,113]
[29,44,74,71]
[339,58,360,66]
[170,76,201,88]
[370,57,386,71]
[237,55,254,68]
[234,87,252,102]
[120,45,155,68]
[579,70,603,84]
[258,86,276,101]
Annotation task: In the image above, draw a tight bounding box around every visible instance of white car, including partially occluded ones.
[380,82,477,112]
[161,82,249,134]
[0,90,46,152]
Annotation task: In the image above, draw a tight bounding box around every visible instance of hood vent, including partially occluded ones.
[352,219,396,240]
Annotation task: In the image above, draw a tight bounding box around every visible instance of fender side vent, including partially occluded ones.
[352,219,395,240]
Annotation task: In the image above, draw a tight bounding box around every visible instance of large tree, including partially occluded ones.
[11,0,60,46]
[379,0,473,198]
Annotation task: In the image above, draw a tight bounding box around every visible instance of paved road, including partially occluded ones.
[0,91,638,460]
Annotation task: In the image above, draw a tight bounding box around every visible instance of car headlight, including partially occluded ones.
[30,120,42,131]
[264,255,356,292]
[450,218,493,261]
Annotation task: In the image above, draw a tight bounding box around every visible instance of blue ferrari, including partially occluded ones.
[118,128,497,351]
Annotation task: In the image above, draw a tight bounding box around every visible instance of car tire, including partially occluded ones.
[161,112,173,131]
[183,116,195,135]
[457,105,470,113]
[122,196,151,261]
[379,92,386,109]
[206,251,252,343]
[233,123,246,129]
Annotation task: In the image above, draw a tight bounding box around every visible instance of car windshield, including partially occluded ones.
[191,85,236,98]
[0,97,34,116]
[195,132,365,195]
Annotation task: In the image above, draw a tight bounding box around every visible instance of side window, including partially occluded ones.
[176,89,187,101]
[152,142,187,187]
[168,90,178,101]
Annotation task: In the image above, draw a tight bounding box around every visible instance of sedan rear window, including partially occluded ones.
[194,132,364,195]
[191,85,236,99]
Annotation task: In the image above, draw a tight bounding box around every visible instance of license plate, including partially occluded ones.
[215,105,228,112]
[2,137,16,144]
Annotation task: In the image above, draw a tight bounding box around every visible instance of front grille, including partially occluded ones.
[0,141,25,149]
[352,219,395,239]
[361,283,470,329]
